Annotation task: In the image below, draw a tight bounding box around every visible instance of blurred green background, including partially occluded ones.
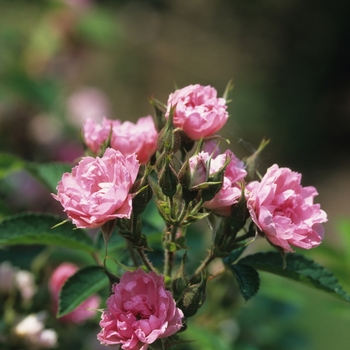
[0,0,350,349]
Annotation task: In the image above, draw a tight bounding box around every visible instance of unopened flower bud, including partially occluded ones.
[172,253,188,300]
[158,156,178,198]
[179,153,208,190]
[157,105,182,154]
[229,185,249,228]
[177,272,207,318]
[130,166,153,216]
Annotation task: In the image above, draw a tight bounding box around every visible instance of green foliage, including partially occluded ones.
[229,264,260,302]
[0,153,24,178]
[0,152,72,193]
[25,162,72,193]
[180,322,232,350]
[0,212,95,253]
[58,265,109,317]
[239,252,350,303]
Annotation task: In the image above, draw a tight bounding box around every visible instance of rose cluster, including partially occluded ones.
[52,83,327,349]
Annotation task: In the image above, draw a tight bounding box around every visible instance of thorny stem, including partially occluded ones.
[163,200,189,278]
[127,242,139,267]
[137,247,158,273]
[189,250,216,283]
[163,224,178,278]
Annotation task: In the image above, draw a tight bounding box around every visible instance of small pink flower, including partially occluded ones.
[203,150,247,216]
[165,84,229,140]
[188,151,211,188]
[246,164,327,252]
[111,116,158,164]
[52,148,140,229]
[97,269,183,350]
[83,117,119,154]
[49,263,100,324]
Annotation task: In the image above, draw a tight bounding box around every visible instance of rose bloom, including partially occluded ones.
[111,116,158,164]
[187,151,210,188]
[52,148,140,229]
[203,150,247,216]
[246,164,327,252]
[49,263,100,324]
[97,269,183,350]
[165,84,229,140]
[83,117,119,154]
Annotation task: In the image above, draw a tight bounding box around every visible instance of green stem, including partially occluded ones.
[190,250,216,283]
[163,224,178,278]
[127,242,139,267]
[137,248,158,273]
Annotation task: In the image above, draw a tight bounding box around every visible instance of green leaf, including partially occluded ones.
[0,212,96,253]
[0,153,24,178]
[25,161,72,193]
[229,263,260,301]
[226,245,247,264]
[0,153,72,193]
[239,252,350,303]
[58,265,109,317]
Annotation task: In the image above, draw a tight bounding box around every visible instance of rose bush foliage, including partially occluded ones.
[46,83,335,349]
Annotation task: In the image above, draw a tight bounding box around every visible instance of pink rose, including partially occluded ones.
[203,150,247,216]
[49,263,100,324]
[246,164,327,252]
[83,117,119,154]
[97,269,183,350]
[165,84,229,140]
[111,116,158,164]
[52,148,140,228]
[187,151,211,188]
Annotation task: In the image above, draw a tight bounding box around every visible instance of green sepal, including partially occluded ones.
[243,138,270,181]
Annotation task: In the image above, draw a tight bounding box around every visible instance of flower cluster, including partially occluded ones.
[83,115,158,164]
[52,83,328,349]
